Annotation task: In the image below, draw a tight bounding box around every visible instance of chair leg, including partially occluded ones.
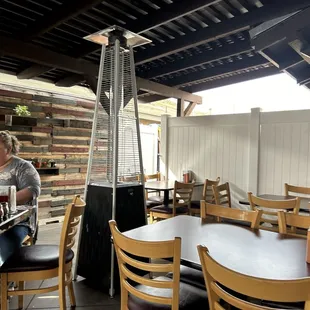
[121,286,128,310]
[67,272,76,307]
[18,281,24,309]
[58,274,66,310]
[1,273,8,310]
[149,212,154,224]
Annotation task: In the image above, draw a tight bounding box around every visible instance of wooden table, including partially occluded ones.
[124,215,310,280]
[145,181,203,206]
[239,194,310,212]
[0,206,35,234]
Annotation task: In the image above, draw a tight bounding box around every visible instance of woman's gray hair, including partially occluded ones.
[0,131,21,155]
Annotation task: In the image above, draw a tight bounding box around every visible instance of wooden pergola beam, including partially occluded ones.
[21,0,105,40]
[163,55,268,87]
[177,99,185,117]
[0,35,201,102]
[17,64,51,79]
[136,77,202,104]
[0,35,98,76]
[184,102,197,116]
[183,66,279,93]
[71,0,222,58]
[140,39,253,79]
[135,0,310,65]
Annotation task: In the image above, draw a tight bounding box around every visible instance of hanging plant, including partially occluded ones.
[14,105,31,117]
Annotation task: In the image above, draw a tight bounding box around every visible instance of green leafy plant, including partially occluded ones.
[13,105,31,117]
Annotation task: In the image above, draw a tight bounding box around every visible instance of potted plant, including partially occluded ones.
[13,105,31,117]
[33,158,42,169]
[41,160,48,168]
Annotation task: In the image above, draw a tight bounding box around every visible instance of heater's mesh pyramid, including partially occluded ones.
[89,46,141,184]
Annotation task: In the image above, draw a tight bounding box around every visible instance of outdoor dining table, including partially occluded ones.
[144,181,203,206]
[0,206,35,234]
[239,194,310,212]
[124,215,310,280]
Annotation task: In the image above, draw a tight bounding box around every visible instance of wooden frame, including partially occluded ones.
[1,195,85,310]
[212,182,232,208]
[285,183,310,196]
[248,192,300,232]
[149,181,194,222]
[278,210,310,237]
[197,245,310,310]
[190,177,220,216]
[200,202,262,229]
[109,220,181,310]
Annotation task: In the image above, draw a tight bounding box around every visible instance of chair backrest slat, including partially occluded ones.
[248,192,300,231]
[173,181,195,214]
[145,172,160,181]
[278,211,310,237]
[202,177,220,203]
[201,202,262,229]
[212,182,232,208]
[198,245,310,310]
[285,183,310,195]
[109,220,181,310]
[59,195,86,276]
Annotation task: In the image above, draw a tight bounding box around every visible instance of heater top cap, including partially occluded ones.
[84,25,152,48]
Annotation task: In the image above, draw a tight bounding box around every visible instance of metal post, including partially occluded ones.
[130,46,147,224]
[109,38,120,298]
[73,45,106,281]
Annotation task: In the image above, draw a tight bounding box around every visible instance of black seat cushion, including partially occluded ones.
[150,205,188,214]
[146,200,162,208]
[166,266,205,290]
[128,276,209,310]
[190,201,201,209]
[0,245,74,273]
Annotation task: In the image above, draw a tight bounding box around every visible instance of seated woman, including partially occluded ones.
[0,131,41,266]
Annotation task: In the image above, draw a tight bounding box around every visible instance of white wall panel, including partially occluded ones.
[259,122,310,195]
[167,115,249,208]
[164,109,310,211]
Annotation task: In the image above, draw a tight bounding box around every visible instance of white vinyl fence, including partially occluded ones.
[140,124,158,175]
[160,108,310,209]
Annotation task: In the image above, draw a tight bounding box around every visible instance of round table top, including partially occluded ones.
[125,215,310,280]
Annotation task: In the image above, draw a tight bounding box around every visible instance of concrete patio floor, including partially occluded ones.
[8,223,120,310]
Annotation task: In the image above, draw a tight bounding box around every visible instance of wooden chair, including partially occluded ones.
[0,195,86,310]
[212,182,231,208]
[285,183,310,196]
[278,210,310,237]
[197,244,310,310]
[248,192,300,232]
[149,181,195,223]
[200,202,262,229]
[109,220,209,310]
[190,177,220,216]
[122,174,141,182]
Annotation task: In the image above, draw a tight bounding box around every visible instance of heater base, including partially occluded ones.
[76,184,146,292]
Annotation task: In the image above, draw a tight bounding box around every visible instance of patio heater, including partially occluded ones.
[76,26,151,296]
